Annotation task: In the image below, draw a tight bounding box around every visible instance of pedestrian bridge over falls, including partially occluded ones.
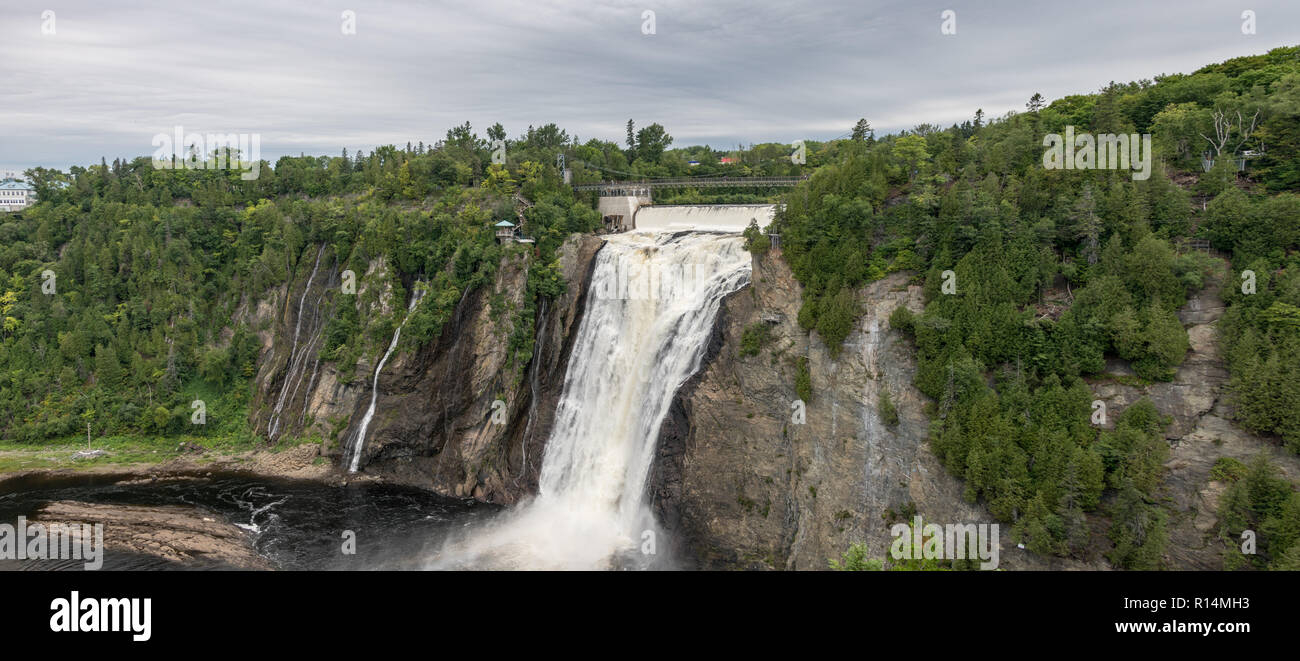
[576,175,807,195]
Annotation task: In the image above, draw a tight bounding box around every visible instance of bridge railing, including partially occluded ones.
[574,175,809,192]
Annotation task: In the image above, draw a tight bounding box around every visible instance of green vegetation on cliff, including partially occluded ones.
[1216,454,1300,570]
[0,124,597,447]
[779,45,1300,567]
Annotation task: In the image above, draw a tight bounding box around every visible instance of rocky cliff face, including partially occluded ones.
[654,251,1300,570]
[652,250,1010,569]
[243,233,1297,569]
[1090,274,1300,569]
[244,234,604,504]
[245,244,347,447]
[355,235,603,502]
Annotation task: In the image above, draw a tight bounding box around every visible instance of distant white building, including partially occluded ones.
[0,179,34,211]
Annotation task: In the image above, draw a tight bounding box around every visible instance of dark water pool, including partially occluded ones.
[0,472,496,570]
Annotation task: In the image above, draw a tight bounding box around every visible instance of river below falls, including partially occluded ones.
[0,472,495,570]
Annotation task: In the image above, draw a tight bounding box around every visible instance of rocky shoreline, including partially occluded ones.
[31,500,271,570]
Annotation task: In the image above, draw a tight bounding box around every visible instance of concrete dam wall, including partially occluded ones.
[597,194,651,231]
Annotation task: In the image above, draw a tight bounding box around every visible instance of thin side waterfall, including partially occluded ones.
[427,231,751,569]
[517,298,548,483]
[269,244,325,440]
[861,316,885,480]
[287,268,333,428]
[345,286,426,473]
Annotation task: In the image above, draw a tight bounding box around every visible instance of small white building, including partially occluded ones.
[0,180,34,211]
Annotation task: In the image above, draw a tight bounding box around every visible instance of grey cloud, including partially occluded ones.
[1,0,1297,171]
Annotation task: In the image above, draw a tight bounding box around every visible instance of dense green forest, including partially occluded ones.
[1,122,602,447]
[0,115,815,450]
[771,45,1300,568]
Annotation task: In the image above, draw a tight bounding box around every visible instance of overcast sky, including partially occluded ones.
[1,0,1297,173]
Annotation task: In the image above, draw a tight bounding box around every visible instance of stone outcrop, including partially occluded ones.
[1090,281,1229,441]
[247,245,346,445]
[354,234,603,502]
[244,234,604,503]
[654,251,1300,570]
[32,500,270,569]
[652,250,1065,569]
[1089,272,1300,569]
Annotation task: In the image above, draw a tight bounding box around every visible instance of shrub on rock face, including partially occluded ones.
[742,220,769,254]
[795,357,812,404]
[888,249,922,273]
[889,304,915,337]
[878,388,899,426]
[815,287,859,356]
[1210,456,1248,482]
[829,543,883,571]
[739,322,770,357]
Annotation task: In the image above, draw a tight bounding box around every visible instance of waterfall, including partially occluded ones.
[291,263,335,428]
[632,204,776,232]
[517,298,549,483]
[268,244,324,440]
[297,258,341,427]
[345,285,426,473]
[427,231,751,569]
[861,316,885,478]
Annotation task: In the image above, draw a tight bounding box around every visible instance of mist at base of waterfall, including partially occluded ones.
[423,231,751,570]
[421,496,670,570]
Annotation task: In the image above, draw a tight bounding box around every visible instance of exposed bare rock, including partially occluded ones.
[244,234,605,503]
[31,501,270,569]
[243,443,327,480]
[1091,280,1229,440]
[353,234,604,503]
[248,245,347,444]
[653,251,1085,570]
[1178,280,1228,326]
[1087,272,1300,569]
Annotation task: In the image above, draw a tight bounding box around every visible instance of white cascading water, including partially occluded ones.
[517,298,549,483]
[426,231,751,569]
[633,204,776,232]
[861,316,885,479]
[268,244,324,440]
[345,286,426,473]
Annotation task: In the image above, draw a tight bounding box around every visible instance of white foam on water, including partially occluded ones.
[633,204,776,232]
[426,231,751,569]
